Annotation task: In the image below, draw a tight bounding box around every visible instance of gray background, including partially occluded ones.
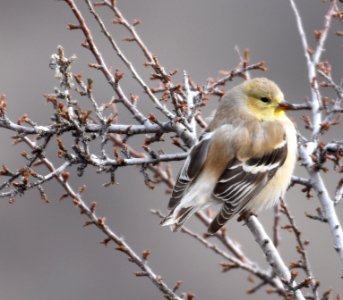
[0,0,342,299]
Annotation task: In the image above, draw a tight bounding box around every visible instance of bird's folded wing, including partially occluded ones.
[208,140,288,233]
[168,132,213,209]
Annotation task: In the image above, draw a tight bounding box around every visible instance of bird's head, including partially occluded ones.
[239,77,292,120]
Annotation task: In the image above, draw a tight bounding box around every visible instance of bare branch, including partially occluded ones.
[290,0,343,272]
[151,209,286,296]
[280,200,319,300]
[24,137,183,300]
[245,216,306,300]
[299,144,343,269]
[84,0,175,121]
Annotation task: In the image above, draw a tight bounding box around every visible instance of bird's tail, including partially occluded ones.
[160,205,197,231]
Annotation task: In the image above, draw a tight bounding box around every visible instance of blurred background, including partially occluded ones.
[0,0,342,299]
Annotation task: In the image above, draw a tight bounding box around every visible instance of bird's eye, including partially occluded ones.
[260,97,271,104]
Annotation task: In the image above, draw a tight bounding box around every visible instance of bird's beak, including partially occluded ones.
[277,100,295,111]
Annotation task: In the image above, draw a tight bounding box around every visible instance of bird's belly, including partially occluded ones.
[245,135,297,210]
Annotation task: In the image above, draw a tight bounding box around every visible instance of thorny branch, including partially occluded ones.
[0,0,342,299]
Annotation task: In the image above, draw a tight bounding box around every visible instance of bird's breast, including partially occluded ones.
[246,117,297,210]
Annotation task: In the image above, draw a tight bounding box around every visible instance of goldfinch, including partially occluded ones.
[161,77,297,234]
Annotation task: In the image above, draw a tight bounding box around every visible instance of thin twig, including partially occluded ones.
[280,200,319,300]
[85,0,175,121]
[151,209,285,296]
[23,137,183,300]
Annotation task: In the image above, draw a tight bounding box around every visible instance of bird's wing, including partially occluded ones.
[168,132,213,209]
[208,140,288,234]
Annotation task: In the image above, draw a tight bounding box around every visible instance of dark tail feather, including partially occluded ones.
[207,210,232,234]
[168,195,180,210]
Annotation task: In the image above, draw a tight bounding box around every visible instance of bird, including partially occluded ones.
[161,77,297,234]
